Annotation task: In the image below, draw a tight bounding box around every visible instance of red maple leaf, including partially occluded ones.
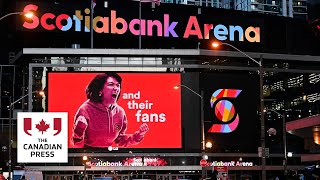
[35,120,50,134]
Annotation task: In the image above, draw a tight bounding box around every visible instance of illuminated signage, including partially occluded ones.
[211,161,253,166]
[202,73,259,153]
[200,160,253,167]
[22,4,260,43]
[208,89,242,133]
[17,112,68,163]
[89,157,167,166]
[47,72,181,148]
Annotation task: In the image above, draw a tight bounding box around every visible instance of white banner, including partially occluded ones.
[17,112,68,163]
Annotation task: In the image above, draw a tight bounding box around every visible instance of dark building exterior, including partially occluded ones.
[0,0,320,180]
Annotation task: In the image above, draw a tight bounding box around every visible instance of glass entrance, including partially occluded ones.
[45,175,73,180]
[156,174,185,180]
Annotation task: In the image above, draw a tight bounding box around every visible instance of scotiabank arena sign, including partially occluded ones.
[200,160,253,167]
[20,3,261,43]
[17,112,68,163]
[89,157,167,167]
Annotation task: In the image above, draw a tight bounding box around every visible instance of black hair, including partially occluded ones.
[85,73,122,102]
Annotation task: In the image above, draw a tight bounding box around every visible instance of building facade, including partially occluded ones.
[0,0,320,179]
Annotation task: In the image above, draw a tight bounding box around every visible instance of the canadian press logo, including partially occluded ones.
[17,112,68,163]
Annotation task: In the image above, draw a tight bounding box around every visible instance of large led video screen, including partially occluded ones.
[201,73,259,153]
[47,72,181,148]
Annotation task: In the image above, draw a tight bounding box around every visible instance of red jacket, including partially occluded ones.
[72,100,144,148]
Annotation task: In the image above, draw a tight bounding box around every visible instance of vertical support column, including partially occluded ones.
[90,0,94,48]
[22,69,26,111]
[201,90,206,178]
[28,64,33,112]
[0,66,2,120]
[282,0,287,16]
[283,113,287,175]
[8,97,12,180]
[288,0,293,17]
[260,56,266,180]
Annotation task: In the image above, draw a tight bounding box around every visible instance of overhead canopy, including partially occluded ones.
[286,114,320,161]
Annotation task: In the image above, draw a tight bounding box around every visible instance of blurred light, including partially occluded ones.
[82,156,88,161]
[303,95,307,102]
[205,141,213,149]
[173,85,179,90]
[267,128,277,136]
[38,90,45,96]
[287,152,293,157]
[313,126,320,145]
[202,154,209,160]
[24,12,34,18]
[212,42,220,48]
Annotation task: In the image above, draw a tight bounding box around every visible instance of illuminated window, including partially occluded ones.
[271,102,284,110]
[309,74,320,84]
[287,75,303,88]
[271,81,285,92]
[307,93,320,103]
[290,96,303,106]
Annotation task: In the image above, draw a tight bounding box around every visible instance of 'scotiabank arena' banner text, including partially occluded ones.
[48,72,181,149]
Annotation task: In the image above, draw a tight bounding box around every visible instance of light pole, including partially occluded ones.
[1,11,35,180]
[0,11,33,21]
[265,108,287,175]
[212,42,266,180]
[174,84,206,178]
[82,156,88,180]
[8,90,43,180]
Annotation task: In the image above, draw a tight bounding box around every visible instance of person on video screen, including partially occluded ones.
[71,72,149,148]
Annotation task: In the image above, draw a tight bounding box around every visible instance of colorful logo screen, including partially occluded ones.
[201,73,259,153]
[47,72,181,149]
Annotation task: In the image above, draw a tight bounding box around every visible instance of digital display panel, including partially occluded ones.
[47,72,181,148]
[201,73,259,153]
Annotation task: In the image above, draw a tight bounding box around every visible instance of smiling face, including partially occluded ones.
[100,76,121,106]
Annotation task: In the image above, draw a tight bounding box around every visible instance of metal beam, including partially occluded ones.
[24,165,306,171]
[29,63,320,74]
[11,48,320,64]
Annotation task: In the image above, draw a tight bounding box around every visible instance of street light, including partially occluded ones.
[264,108,287,175]
[174,84,206,178]
[212,42,266,180]
[0,11,34,21]
[82,156,88,180]
[8,90,44,180]
[205,141,213,149]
